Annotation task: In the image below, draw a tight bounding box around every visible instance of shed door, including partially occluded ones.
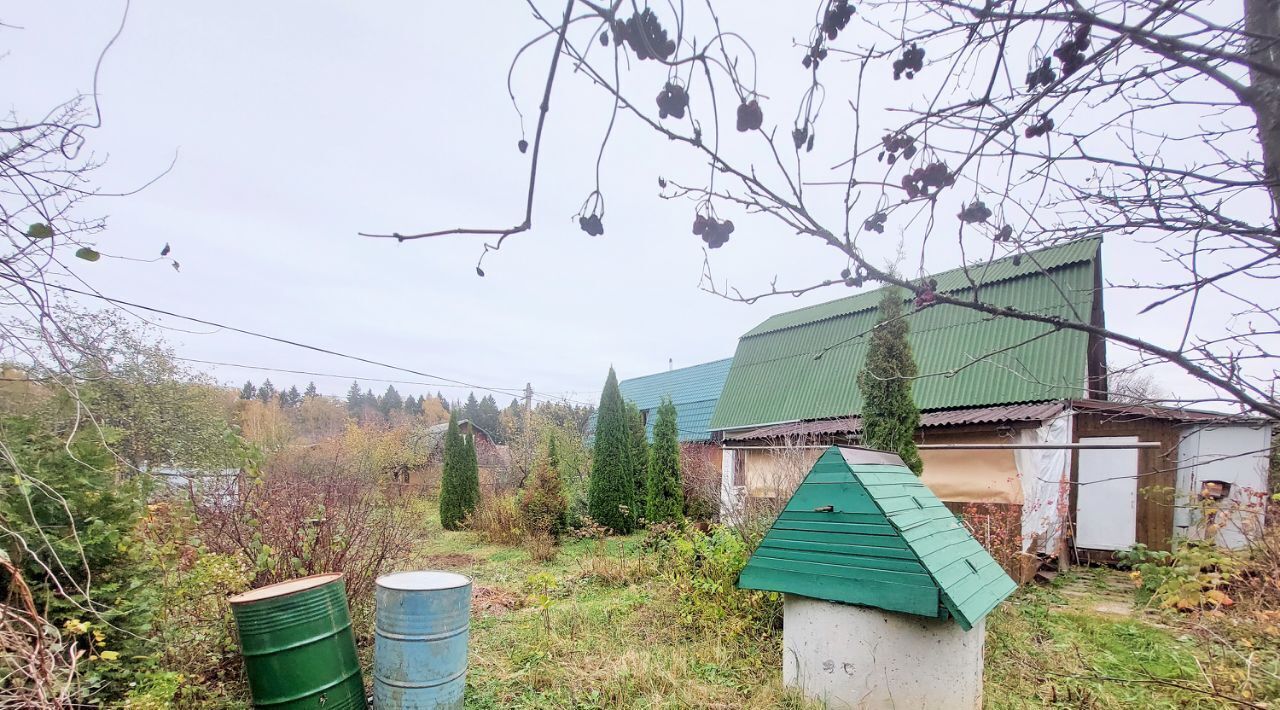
[1075,436,1139,551]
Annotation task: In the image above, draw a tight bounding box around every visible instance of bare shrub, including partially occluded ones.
[956,501,1024,576]
[679,444,721,521]
[192,469,415,614]
[0,556,75,708]
[723,439,819,545]
[466,493,523,546]
[1235,499,1280,613]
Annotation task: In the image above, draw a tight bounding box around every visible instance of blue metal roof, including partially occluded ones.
[618,358,733,442]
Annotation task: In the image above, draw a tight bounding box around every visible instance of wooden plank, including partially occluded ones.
[766,529,915,553]
[853,471,922,486]
[858,483,918,498]
[877,495,947,514]
[776,511,889,525]
[754,544,930,575]
[906,524,972,557]
[945,558,1014,611]
[900,517,965,543]
[744,555,936,588]
[847,464,919,475]
[783,482,879,514]
[759,540,918,564]
[803,470,853,484]
[948,575,1018,629]
[770,519,905,538]
[738,566,941,618]
[917,535,987,566]
[888,506,957,530]
[931,554,997,588]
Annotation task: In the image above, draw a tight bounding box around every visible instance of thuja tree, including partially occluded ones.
[463,432,482,512]
[646,397,684,523]
[625,401,649,519]
[858,288,923,475]
[588,367,635,533]
[439,412,469,530]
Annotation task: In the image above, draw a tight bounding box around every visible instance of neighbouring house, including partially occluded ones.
[402,418,513,495]
[615,357,734,513]
[710,238,1272,559]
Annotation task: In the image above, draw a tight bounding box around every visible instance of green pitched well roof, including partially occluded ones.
[738,446,1016,630]
[710,239,1100,431]
[617,358,733,442]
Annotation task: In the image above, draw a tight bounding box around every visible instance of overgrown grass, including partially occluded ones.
[399,500,810,709]
[395,499,1278,708]
[986,578,1277,708]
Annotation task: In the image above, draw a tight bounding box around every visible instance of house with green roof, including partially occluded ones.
[617,357,733,443]
[711,238,1272,559]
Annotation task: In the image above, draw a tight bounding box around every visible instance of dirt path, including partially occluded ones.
[1055,569,1139,617]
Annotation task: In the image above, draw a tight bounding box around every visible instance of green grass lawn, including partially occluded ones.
[394,503,1275,708]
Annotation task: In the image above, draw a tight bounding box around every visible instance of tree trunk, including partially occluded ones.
[1245,0,1280,222]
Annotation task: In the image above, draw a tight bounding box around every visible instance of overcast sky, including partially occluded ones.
[2,2,1243,408]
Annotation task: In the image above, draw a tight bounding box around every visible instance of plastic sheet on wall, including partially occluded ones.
[1014,411,1072,554]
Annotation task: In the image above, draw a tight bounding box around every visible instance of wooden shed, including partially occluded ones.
[739,446,1016,708]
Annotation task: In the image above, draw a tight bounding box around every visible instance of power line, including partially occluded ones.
[25,279,709,434]
[30,279,588,405]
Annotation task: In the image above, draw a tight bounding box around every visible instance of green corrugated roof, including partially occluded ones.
[617,358,733,442]
[738,446,1016,630]
[710,239,1100,431]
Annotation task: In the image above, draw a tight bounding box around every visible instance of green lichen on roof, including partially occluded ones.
[710,239,1100,431]
[738,446,1017,630]
[617,358,733,442]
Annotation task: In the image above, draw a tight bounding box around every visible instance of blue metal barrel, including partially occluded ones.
[373,571,472,709]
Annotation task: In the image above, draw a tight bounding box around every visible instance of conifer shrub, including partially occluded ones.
[626,401,649,518]
[646,397,684,523]
[462,432,481,513]
[588,367,636,533]
[521,435,568,538]
[857,286,924,474]
[439,412,469,530]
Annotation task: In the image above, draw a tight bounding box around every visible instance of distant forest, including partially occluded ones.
[236,379,593,445]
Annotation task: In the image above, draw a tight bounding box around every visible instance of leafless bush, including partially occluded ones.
[1232,500,1280,613]
[722,439,820,545]
[0,558,75,709]
[679,444,721,521]
[193,469,415,612]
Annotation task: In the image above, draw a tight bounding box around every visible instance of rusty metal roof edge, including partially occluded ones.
[722,400,1067,441]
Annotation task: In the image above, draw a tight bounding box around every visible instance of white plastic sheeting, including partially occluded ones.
[1014,411,1072,554]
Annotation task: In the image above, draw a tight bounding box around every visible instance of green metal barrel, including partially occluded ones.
[229,573,368,709]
